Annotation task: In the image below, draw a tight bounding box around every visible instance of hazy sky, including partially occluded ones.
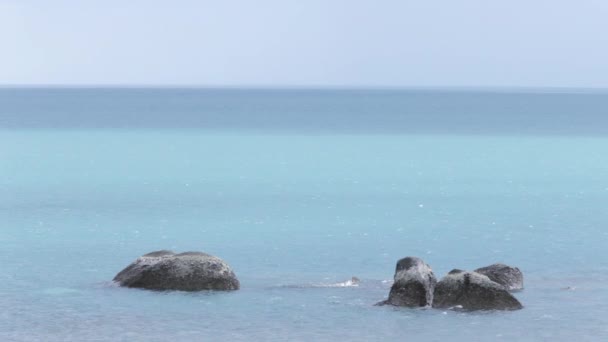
[1,0,608,87]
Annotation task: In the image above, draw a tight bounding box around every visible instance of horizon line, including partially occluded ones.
[1,84,608,93]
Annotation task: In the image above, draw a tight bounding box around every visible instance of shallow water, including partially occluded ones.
[1,89,608,341]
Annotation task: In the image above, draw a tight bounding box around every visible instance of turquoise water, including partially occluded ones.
[1,89,608,341]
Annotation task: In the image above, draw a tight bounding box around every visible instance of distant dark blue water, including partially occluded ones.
[1,88,608,341]
[2,88,608,134]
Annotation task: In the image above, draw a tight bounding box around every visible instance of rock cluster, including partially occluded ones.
[378,257,523,311]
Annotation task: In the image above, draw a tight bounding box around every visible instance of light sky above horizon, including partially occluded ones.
[1,0,608,88]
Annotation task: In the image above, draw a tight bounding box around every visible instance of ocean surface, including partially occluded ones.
[1,88,608,341]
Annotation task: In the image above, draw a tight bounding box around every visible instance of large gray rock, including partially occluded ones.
[113,250,240,291]
[432,270,522,311]
[475,263,523,291]
[378,257,437,307]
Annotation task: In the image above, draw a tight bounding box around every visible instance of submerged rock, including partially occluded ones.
[475,263,523,291]
[433,270,522,311]
[377,257,437,307]
[113,250,239,291]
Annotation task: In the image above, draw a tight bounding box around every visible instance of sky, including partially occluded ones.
[1,0,608,88]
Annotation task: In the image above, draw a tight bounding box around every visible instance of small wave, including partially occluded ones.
[41,287,81,296]
[321,279,360,288]
[93,280,122,289]
[279,277,361,289]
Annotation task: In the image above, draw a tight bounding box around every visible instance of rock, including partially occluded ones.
[377,257,437,307]
[113,250,240,291]
[433,270,522,311]
[475,263,523,291]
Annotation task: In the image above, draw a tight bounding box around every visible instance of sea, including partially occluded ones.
[1,88,607,341]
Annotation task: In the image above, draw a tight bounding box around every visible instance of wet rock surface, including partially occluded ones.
[432,270,523,311]
[475,263,523,291]
[378,257,437,307]
[113,250,239,291]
